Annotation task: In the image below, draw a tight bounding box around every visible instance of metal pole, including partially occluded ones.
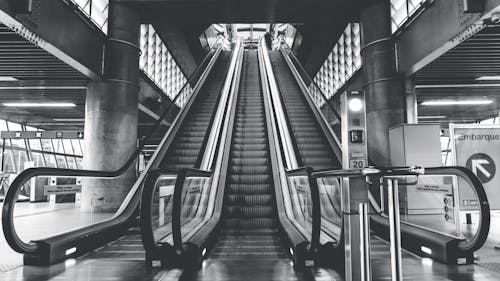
[387,178,403,281]
[359,203,372,281]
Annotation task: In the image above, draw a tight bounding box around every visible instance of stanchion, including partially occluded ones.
[359,203,372,281]
[387,178,403,281]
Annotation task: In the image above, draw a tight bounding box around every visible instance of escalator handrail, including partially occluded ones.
[311,166,425,179]
[285,166,322,254]
[425,166,490,254]
[171,168,213,253]
[169,40,244,254]
[279,43,342,123]
[260,39,300,170]
[311,165,490,254]
[278,44,342,161]
[270,62,305,168]
[259,43,312,254]
[2,44,222,255]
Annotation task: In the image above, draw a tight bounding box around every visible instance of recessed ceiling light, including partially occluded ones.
[52,118,84,122]
[421,100,493,106]
[476,75,500,81]
[0,76,18,81]
[418,116,447,119]
[3,102,77,107]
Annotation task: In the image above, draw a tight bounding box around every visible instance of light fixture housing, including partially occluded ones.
[52,118,84,122]
[348,98,363,112]
[3,102,77,107]
[421,246,432,255]
[0,76,18,81]
[418,116,447,119]
[476,75,500,81]
[421,100,493,106]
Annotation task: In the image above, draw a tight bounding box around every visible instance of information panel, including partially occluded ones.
[451,124,500,210]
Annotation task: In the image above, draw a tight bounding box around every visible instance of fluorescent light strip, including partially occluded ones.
[421,100,493,106]
[0,76,18,81]
[418,116,447,119]
[53,119,84,122]
[3,102,76,107]
[416,84,500,88]
[476,75,500,81]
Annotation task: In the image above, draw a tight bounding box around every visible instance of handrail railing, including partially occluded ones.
[172,39,244,253]
[285,167,321,255]
[260,38,320,263]
[259,41,312,266]
[280,43,342,123]
[424,166,490,253]
[278,43,342,161]
[171,168,213,253]
[2,43,223,257]
[311,165,491,257]
[140,40,244,263]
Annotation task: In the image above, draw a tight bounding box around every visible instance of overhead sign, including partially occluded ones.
[0,131,84,139]
[451,124,500,210]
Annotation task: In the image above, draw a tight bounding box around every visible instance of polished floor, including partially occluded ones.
[0,202,112,265]
[2,201,500,280]
[1,234,500,281]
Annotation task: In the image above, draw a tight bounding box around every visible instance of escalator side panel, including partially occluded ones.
[211,50,287,260]
[268,51,340,171]
[161,52,232,170]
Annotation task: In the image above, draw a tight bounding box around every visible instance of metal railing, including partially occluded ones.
[310,165,490,271]
[279,43,342,160]
[1,42,223,264]
[140,40,244,265]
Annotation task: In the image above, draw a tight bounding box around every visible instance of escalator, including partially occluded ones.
[162,52,231,170]
[271,44,491,265]
[268,51,341,171]
[1,45,230,265]
[211,50,287,260]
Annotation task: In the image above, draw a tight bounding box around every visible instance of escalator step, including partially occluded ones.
[223,206,275,218]
[226,194,274,206]
[161,52,231,170]
[227,183,273,194]
[212,50,286,260]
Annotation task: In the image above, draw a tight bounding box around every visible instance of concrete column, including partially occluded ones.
[81,3,140,212]
[405,76,418,124]
[360,0,405,166]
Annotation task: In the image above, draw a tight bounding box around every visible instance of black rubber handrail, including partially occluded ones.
[171,168,213,253]
[269,55,305,168]
[280,44,342,123]
[285,166,321,255]
[311,165,491,255]
[2,45,221,255]
[425,166,490,254]
[171,42,244,255]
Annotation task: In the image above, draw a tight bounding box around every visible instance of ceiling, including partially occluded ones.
[0,23,170,148]
[415,25,500,125]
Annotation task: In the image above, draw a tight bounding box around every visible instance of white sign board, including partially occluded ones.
[451,124,500,210]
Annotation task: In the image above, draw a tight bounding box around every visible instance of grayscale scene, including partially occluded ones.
[0,0,499,280]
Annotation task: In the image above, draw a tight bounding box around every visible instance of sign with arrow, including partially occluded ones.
[466,153,495,183]
[452,124,500,210]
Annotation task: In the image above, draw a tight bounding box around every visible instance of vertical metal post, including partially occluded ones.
[452,176,462,237]
[387,178,403,281]
[1,138,5,171]
[359,203,372,281]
